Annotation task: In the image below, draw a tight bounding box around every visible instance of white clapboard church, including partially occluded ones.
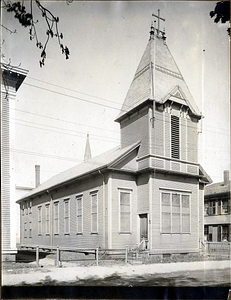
[17,14,211,254]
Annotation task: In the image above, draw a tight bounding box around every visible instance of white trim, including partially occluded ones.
[118,188,132,233]
[159,187,192,193]
[117,187,133,191]
[38,205,42,235]
[91,192,98,233]
[76,195,83,234]
[160,190,191,235]
[148,173,153,249]
[53,201,59,235]
[45,203,50,235]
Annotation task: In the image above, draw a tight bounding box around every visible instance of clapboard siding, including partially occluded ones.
[120,106,149,157]
[20,176,104,248]
[187,118,198,163]
[110,173,137,248]
[151,173,200,252]
[152,111,164,155]
[137,174,149,213]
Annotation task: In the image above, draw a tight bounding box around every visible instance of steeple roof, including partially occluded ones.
[115,29,201,122]
[84,133,92,161]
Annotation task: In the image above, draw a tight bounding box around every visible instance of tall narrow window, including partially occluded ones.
[54,202,59,235]
[182,195,190,233]
[120,190,131,233]
[172,194,180,233]
[64,199,70,234]
[76,196,83,233]
[38,206,42,235]
[171,115,180,159]
[91,193,98,233]
[25,202,28,215]
[45,204,50,235]
[22,203,25,216]
[162,193,171,233]
[24,222,27,238]
[29,221,32,238]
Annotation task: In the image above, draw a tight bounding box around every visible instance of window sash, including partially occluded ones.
[161,192,190,234]
[54,202,59,234]
[120,191,131,233]
[45,204,50,235]
[38,206,42,235]
[64,200,70,234]
[91,194,98,232]
[77,197,83,233]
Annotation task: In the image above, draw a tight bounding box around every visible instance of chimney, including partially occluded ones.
[35,165,40,188]
[224,170,229,186]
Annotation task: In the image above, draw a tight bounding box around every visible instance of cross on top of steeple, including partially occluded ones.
[151,9,166,39]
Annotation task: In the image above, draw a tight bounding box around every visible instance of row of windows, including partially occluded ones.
[161,191,191,234]
[204,199,229,216]
[23,189,191,238]
[37,193,96,235]
[22,201,32,215]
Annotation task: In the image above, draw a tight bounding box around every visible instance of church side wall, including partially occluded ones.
[19,175,105,249]
[151,172,200,253]
[120,106,149,157]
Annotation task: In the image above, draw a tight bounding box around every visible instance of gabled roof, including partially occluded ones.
[205,181,230,196]
[115,34,201,122]
[17,141,141,203]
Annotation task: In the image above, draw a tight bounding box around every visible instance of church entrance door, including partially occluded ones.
[139,214,148,250]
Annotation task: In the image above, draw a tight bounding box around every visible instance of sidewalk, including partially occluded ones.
[2,259,231,286]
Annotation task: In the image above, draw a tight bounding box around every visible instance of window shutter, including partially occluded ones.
[171,115,180,159]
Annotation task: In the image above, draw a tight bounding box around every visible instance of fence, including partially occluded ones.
[205,242,231,257]
[17,245,136,267]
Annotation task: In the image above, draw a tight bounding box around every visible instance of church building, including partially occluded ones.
[17,18,211,254]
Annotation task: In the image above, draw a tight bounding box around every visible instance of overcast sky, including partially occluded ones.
[2,1,230,187]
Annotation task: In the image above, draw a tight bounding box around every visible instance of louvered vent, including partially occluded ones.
[171,115,180,159]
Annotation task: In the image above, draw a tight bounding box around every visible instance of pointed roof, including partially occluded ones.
[84,133,92,161]
[115,29,201,122]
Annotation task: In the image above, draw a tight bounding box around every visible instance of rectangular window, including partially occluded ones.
[76,196,83,233]
[222,199,229,214]
[64,199,70,234]
[24,222,27,238]
[171,115,180,159]
[22,203,25,216]
[38,206,42,235]
[91,193,98,233]
[29,221,32,238]
[54,202,59,235]
[222,225,229,241]
[120,190,131,233]
[25,202,28,215]
[45,204,50,235]
[161,191,190,234]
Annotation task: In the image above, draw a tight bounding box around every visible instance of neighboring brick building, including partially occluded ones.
[204,171,230,242]
[17,22,211,254]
